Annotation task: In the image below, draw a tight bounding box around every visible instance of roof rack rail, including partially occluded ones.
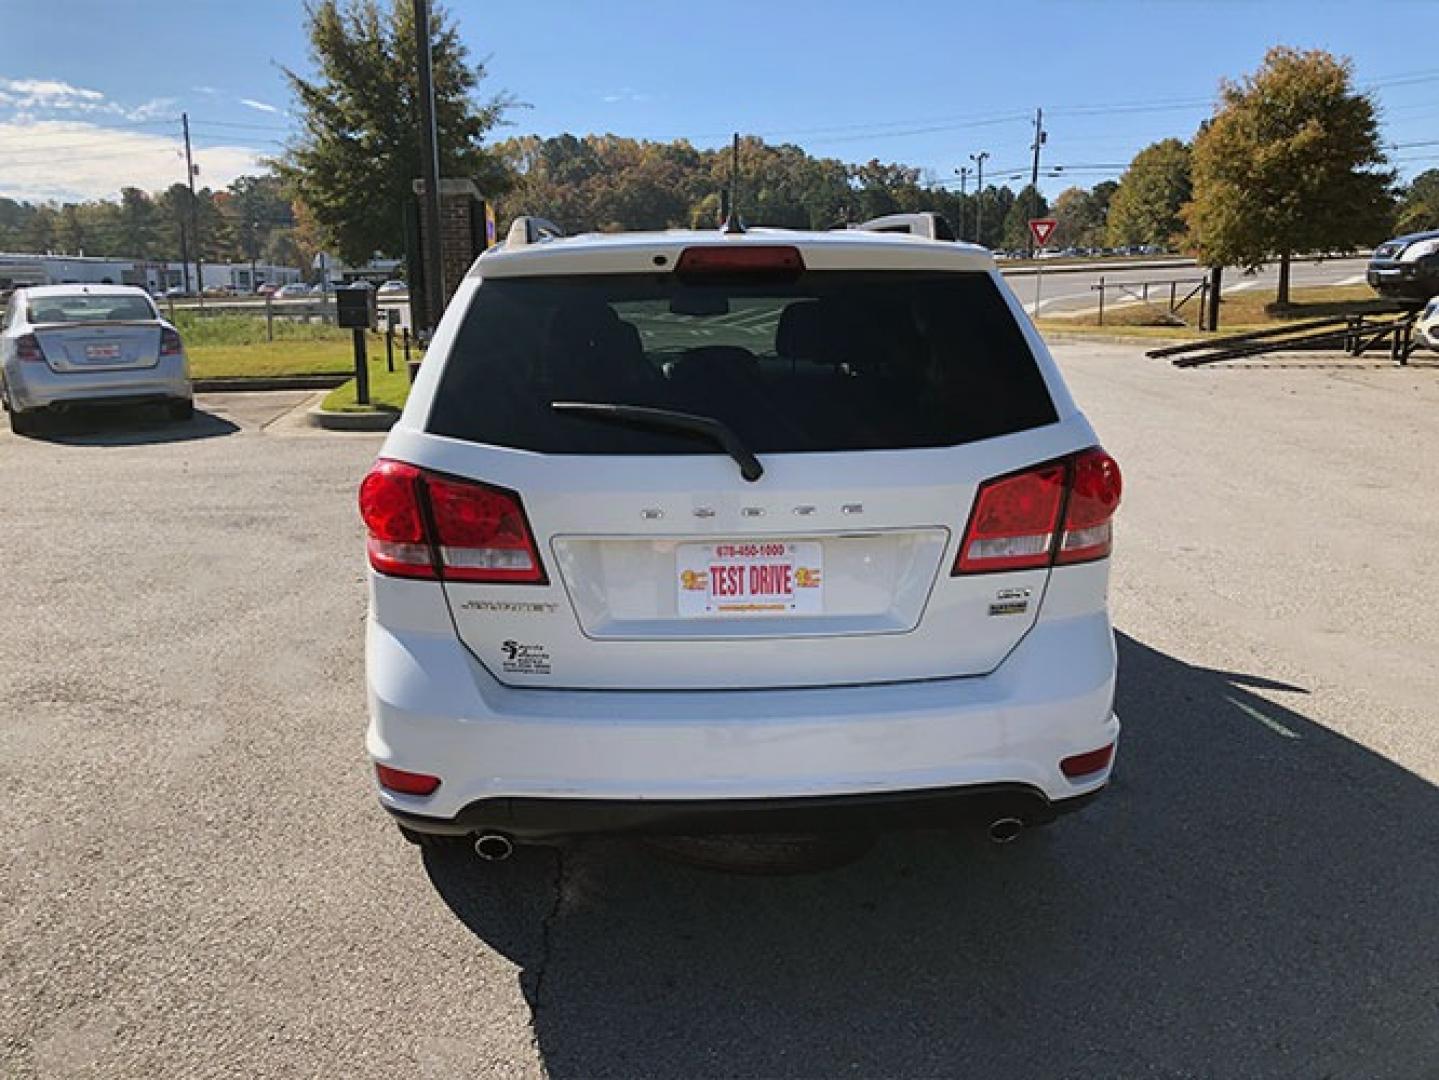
[505,216,565,248]
[851,212,956,242]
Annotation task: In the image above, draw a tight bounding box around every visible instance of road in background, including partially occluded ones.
[2,350,1435,1077]
[1001,255,1372,316]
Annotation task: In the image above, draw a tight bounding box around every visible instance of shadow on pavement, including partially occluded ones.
[424,632,1439,1078]
[25,405,239,446]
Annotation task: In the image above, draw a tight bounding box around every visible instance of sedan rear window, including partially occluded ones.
[428,271,1057,454]
[27,294,156,324]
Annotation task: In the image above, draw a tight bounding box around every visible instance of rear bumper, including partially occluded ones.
[388,783,1107,841]
[5,356,190,411]
[366,574,1120,835]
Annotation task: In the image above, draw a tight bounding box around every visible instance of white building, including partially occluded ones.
[0,252,302,293]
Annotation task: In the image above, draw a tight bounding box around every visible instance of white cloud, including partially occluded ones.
[0,78,112,114]
[601,88,652,105]
[125,97,177,122]
[239,98,280,114]
[192,85,219,95]
[0,120,264,203]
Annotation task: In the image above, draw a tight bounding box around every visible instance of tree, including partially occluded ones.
[277,0,513,264]
[1184,46,1394,306]
[1395,169,1439,235]
[1051,186,1103,248]
[1106,139,1191,249]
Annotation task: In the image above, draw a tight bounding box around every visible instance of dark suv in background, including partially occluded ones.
[1367,229,1439,302]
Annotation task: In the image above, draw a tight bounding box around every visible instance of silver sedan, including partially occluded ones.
[1,284,192,434]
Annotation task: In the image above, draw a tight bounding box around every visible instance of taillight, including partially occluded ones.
[426,474,545,583]
[375,763,441,796]
[359,460,434,579]
[1057,448,1122,565]
[357,459,546,584]
[159,327,183,356]
[14,333,45,363]
[954,448,1121,575]
[955,462,1067,573]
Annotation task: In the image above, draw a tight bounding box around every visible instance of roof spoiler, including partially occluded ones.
[504,216,565,248]
[851,212,956,242]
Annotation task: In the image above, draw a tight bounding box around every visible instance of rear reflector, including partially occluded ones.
[1060,743,1115,779]
[954,448,1121,575]
[358,458,546,584]
[14,333,45,363]
[160,327,183,356]
[675,245,805,276]
[375,763,441,796]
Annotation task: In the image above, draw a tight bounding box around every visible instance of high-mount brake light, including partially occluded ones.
[675,245,805,275]
[954,448,1121,575]
[358,459,547,584]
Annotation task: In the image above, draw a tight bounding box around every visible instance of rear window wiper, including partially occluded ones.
[550,402,764,482]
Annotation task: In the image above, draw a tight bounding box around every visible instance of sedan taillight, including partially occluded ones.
[954,448,1122,575]
[358,459,546,584]
[14,333,46,363]
[160,327,183,356]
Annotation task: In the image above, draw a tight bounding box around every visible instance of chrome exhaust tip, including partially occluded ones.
[987,817,1025,845]
[473,833,514,861]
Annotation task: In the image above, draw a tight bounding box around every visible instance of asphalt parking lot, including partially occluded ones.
[2,347,1437,1078]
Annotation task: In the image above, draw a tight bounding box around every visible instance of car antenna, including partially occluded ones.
[721,132,746,234]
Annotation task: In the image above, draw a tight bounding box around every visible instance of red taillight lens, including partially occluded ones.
[1057,448,1122,565]
[358,459,546,584]
[358,459,435,579]
[159,327,183,356]
[426,475,545,583]
[1061,742,1115,779]
[15,333,45,363]
[675,245,805,276]
[954,448,1121,575]
[955,463,1067,573]
[375,763,441,796]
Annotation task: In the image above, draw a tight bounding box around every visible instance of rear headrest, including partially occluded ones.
[775,300,825,360]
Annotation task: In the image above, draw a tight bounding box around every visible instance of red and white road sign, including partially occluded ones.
[1028,218,1058,247]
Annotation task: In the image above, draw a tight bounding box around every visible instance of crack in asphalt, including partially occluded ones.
[525,846,568,1016]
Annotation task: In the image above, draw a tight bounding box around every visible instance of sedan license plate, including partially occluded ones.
[677,541,823,618]
[85,343,122,361]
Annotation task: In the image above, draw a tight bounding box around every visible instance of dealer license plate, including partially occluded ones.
[677,541,823,618]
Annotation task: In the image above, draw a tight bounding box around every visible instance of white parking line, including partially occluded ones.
[1225,695,1300,739]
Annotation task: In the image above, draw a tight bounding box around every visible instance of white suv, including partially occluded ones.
[361,219,1121,857]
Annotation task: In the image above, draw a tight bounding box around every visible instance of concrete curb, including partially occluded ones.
[307,406,398,431]
[194,374,350,393]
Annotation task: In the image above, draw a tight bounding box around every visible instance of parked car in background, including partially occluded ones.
[1,284,192,434]
[1367,229,1439,302]
[274,283,311,299]
[163,286,194,298]
[1416,296,1439,351]
[377,280,407,295]
[256,283,279,297]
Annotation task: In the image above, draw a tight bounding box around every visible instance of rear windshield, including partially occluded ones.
[28,294,156,324]
[428,271,1057,454]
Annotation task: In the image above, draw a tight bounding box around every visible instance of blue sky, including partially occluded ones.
[2,0,1437,204]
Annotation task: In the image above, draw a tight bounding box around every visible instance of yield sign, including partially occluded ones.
[1028,218,1058,247]
[1030,218,1064,248]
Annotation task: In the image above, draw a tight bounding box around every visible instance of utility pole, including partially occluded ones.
[1028,107,1046,256]
[969,152,989,247]
[249,219,258,292]
[181,113,203,300]
[956,165,971,241]
[413,0,445,337]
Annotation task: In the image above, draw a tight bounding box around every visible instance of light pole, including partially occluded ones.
[969,152,989,247]
[955,165,971,241]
